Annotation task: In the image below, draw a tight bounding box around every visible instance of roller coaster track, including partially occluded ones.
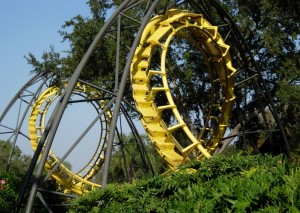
[24,9,236,195]
[0,0,289,211]
[28,82,112,194]
[131,9,236,169]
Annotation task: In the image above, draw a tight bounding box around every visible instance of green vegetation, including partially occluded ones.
[223,0,300,157]
[0,140,70,212]
[2,144,300,212]
[0,171,24,212]
[93,134,167,184]
[0,140,31,174]
[0,140,31,212]
[68,152,300,212]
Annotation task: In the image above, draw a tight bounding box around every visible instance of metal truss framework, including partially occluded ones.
[0,0,290,212]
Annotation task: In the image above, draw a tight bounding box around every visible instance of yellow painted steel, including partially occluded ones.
[131,9,236,170]
[28,9,236,195]
[28,82,112,195]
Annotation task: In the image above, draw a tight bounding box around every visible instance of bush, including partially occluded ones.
[68,152,300,212]
[0,171,24,212]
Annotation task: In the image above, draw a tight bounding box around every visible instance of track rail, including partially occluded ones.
[131,9,236,169]
[28,82,112,195]
[26,9,235,195]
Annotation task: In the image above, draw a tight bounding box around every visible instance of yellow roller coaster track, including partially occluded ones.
[130,9,236,170]
[28,82,112,195]
[29,9,235,195]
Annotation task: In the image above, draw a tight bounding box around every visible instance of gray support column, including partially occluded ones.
[114,14,121,92]
[101,0,160,188]
[6,76,48,172]
[20,1,134,212]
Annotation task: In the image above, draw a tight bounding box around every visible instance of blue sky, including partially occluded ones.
[0,1,91,108]
[0,1,97,171]
[0,1,145,172]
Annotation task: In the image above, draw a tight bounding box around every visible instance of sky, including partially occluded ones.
[0,1,91,104]
[0,1,94,171]
[0,1,145,172]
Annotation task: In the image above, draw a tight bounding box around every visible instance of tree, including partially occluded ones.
[94,134,167,184]
[0,140,72,212]
[0,140,31,212]
[0,140,31,175]
[220,0,300,155]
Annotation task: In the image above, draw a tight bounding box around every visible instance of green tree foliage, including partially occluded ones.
[0,140,31,212]
[0,140,31,174]
[0,140,71,212]
[25,46,64,86]
[0,172,24,212]
[223,0,300,155]
[68,153,300,212]
[94,134,167,184]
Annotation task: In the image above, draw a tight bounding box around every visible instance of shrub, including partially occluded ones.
[0,171,24,212]
[68,153,299,212]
